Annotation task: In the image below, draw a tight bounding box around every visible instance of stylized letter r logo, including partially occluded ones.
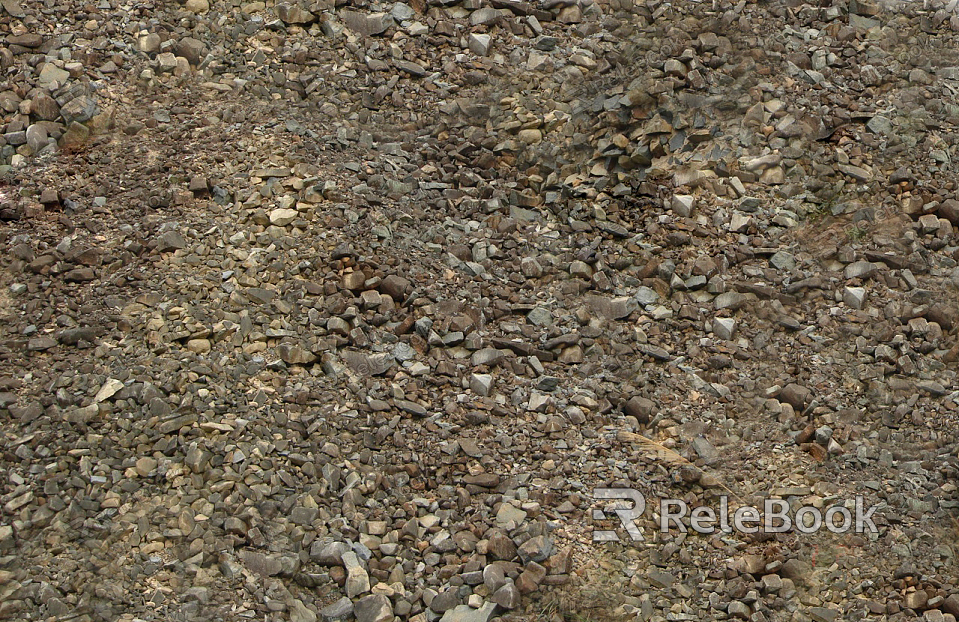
[592,488,646,542]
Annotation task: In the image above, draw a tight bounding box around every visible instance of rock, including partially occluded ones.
[341,11,394,36]
[587,295,637,320]
[517,536,554,564]
[470,8,500,26]
[714,292,750,311]
[844,261,878,280]
[26,124,49,153]
[770,251,795,271]
[728,601,750,619]
[622,396,655,423]
[905,591,929,611]
[29,93,59,120]
[468,33,491,56]
[353,594,393,622]
[809,607,841,622]
[516,562,547,593]
[277,3,316,24]
[185,0,209,12]
[942,596,959,617]
[59,121,91,151]
[569,260,592,278]
[439,602,497,622]
[780,559,811,584]
[495,503,527,527]
[780,383,812,411]
[518,128,542,144]
[290,599,318,622]
[843,286,866,309]
[138,33,161,54]
[671,194,695,216]
[175,37,206,65]
[39,64,70,88]
[938,200,959,225]
[156,231,187,252]
[492,582,520,609]
[341,551,370,597]
[396,60,427,77]
[319,597,353,622]
[487,531,517,559]
[238,550,283,577]
[270,208,299,226]
[430,589,460,613]
[470,373,493,396]
[379,275,410,299]
[712,317,736,340]
[311,541,351,565]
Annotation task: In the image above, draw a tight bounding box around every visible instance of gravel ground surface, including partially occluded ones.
[1,0,959,620]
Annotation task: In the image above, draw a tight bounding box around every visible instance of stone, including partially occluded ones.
[379,275,410,299]
[175,37,206,65]
[341,11,394,36]
[439,602,497,622]
[290,600,318,622]
[470,373,492,396]
[270,208,299,226]
[728,601,750,619]
[943,596,959,617]
[518,128,542,144]
[905,591,929,611]
[843,286,866,309]
[277,3,316,23]
[311,541,350,565]
[516,562,547,593]
[527,306,551,326]
[714,292,750,311]
[468,33,491,56]
[712,317,736,340]
[353,594,393,622]
[138,33,161,54]
[495,503,527,527]
[809,607,841,622]
[185,0,209,12]
[29,93,59,120]
[492,583,520,609]
[156,230,187,252]
[238,550,283,577]
[319,597,353,622]
[587,295,637,320]
[341,551,370,597]
[622,396,655,423]
[780,383,811,411]
[39,64,70,88]
[517,536,554,563]
[770,251,795,271]
[59,122,90,150]
[430,588,460,613]
[25,124,49,153]
[844,261,878,280]
[60,96,98,125]
[671,194,695,216]
[470,7,500,25]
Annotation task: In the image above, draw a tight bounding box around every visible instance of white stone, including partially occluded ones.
[712,317,736,341]
[468,33,491,56]
[843,286,866,310]
[269,208,298,226]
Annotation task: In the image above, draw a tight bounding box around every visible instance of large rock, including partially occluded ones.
[340,11,394,36]
[353,594,393,622]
